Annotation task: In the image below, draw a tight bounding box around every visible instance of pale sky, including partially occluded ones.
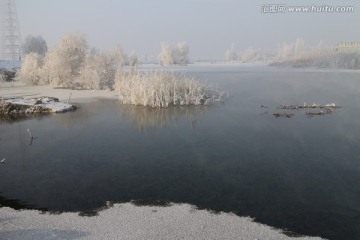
[10,0,360,60]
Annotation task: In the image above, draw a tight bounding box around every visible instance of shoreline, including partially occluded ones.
[0,203,324,240]
[1,84,119,104]
[0,72,331,240]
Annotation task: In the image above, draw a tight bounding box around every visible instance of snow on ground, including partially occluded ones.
[0,203,325,240]
[2,97,76,113]
[0,85,118,104]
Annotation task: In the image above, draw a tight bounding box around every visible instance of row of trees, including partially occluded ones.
[224,39,332,63]
[18,34,191,87]
[271,52,360,69]
[17,33,137,89]
[158,41,189,66]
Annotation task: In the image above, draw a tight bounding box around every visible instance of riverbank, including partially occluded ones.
[0,84,119,104]
[0,203,324,240]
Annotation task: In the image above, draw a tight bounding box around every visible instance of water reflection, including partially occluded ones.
[117,104,211,132]
[0,99,215,132]
[1,69,360,240]
[0,114,50,124]
[0,193,45,211]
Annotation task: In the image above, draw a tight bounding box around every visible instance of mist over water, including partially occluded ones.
[1,66,360,239]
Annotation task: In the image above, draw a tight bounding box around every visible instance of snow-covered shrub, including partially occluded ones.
[77,51,118,90]
[16,52,44,85]
[158,42,189,66]
[77,53,104,90]
[77,45,138,90]
[42,33,88,87]
[117,71,226,108]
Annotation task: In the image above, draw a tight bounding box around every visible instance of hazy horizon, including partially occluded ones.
[6,0,360,60]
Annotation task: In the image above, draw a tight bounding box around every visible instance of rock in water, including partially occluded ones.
[0,97,76,114]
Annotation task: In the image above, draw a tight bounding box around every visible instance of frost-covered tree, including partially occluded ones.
[111,45,127,68]
[42,33,88,87]
[127,51,139,67]
[277,38,307,60]
[22,35,48,56]
[225,43,237,62]
[78,50,119,90]
[77,45,139,90]
[17,33,141,89]
[158,41,189,66]
[174,42,189,65]
[277,42,293,60]
[78,53,104,90]
[294,38,305,57]
[158,42,175,66]
[240,47,264,62]
[16,52,44,85]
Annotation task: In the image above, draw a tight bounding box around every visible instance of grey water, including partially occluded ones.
[1,65,360,240]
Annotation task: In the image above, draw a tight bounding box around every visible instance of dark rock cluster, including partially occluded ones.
[0,68,16,82]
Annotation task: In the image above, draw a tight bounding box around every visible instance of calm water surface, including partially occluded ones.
[1,66,360,239]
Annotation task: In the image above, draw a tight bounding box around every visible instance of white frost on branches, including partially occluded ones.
[175,42,190,65]
[16,53,44,85]
[277,38,306,60]
[225,43,237,62]
[17,33,138,89]
[158,41,189,66]
[77,46,128,90]
[16,33,228,107]
[42,33,88,87]
[117,71,226,108]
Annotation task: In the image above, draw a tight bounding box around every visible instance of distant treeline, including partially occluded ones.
[270,52,360,69]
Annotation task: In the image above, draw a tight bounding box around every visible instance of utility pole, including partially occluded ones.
[1,0,22,61]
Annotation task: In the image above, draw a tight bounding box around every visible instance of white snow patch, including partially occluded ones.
[2,97,76,113]
[0,85,118,103]
[0,203,325,240]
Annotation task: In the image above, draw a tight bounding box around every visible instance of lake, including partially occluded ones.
[1,65,360,240]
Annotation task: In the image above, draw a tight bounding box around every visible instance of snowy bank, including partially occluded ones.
[0,203,325,240]
[0,97,76,114]
[0,85,119,103]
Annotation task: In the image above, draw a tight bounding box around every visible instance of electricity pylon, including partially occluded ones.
[1,0,22,61]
